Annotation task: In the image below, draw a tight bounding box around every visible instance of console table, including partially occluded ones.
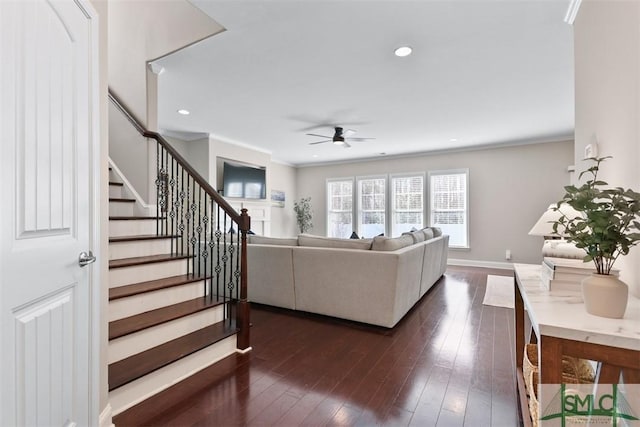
[513,264,640,426]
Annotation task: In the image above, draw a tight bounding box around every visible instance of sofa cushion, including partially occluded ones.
[424,226,443,237]
[422,227,434,240]
[249,235,299,246]
[402,231,425,244]
[371,235,414,251]
[298,234,373,250]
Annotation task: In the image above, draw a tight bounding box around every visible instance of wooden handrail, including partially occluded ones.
[109,88,251,351]
[108,90,243,226]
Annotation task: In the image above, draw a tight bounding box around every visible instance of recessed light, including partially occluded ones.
[449,138,458,142]
[177,109,190,115]
[312,154,319,158]
[394,46,412,57]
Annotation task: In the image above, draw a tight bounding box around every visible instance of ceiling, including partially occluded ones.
[156,0,574,166]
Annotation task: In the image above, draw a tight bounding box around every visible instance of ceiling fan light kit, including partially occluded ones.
[306,126,374,149]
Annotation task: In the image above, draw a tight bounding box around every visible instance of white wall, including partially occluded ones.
[574,0,640,297]
[165,136,209,180]
[108,0,222,127]
[296,141,574,265]
[270,162,298,237]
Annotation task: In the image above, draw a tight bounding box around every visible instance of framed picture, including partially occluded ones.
[271,189,285,208]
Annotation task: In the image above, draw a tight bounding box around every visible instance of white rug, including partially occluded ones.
[482,275,515,309]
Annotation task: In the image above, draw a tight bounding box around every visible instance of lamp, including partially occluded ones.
[529,204,584,259]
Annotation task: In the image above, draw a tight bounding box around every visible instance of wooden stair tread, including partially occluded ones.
[109,321,237,391]
[109,181,124,186]
[109,296,224,340]
[109,234,179,243]
[109,253,191,269]
[109,197,136,203]
[109,274,207,301]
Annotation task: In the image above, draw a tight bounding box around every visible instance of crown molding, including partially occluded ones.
[564,0,582,25]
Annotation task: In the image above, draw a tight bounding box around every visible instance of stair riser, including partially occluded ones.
[109,239,174,261]
[110,259,190,288]
[109,304,224,364]
[109,335,236,416]
[109,219,157,237]
[109,280,206,322]
[109,201,135,217]
[109,185,123,198]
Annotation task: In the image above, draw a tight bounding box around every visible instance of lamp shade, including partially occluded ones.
[528,204,583,237]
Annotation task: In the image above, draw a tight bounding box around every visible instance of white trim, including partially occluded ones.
[99,404,114,427]
[428,169,470,248]
[448,258,514,271]
[326,177,355,238]
[355,174,387,238]
[108,158,157,211]
[564,0,582,25]
[236,346,253,354]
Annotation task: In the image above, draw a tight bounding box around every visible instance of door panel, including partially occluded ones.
[1,0,97,425]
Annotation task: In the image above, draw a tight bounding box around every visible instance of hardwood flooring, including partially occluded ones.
[114,266,521,427]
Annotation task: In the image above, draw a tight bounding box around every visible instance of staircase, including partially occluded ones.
[107,92,251,418]
[107,171,237,415]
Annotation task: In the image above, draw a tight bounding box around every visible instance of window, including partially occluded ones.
[391,174,424,236]
[429,170,469,248]
[357,176,386,238]
[327,179,353,238]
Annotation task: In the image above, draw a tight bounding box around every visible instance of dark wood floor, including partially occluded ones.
[114,266,521,427]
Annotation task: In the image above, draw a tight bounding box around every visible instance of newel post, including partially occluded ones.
[237,208,251,350]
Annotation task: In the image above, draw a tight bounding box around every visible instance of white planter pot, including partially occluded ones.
[581,273,628,319]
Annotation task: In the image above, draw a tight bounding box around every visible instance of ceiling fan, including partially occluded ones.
[306,127,375,148]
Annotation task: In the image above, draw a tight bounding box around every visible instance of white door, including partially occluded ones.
[0,0,98,426]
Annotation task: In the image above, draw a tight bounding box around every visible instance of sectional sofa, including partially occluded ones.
[246,228,449,328]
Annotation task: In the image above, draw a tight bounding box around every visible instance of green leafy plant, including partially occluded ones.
[552,157,640,275]
[293,197,313,234]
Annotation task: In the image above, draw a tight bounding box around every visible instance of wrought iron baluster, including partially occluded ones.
[215,205,222,301]
[202,193,209,298]
[169,157,176,255]
[155,142,160,235]
[190,179,197,277]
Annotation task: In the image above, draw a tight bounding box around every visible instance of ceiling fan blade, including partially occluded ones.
[343,141,352,148]
[346,137,376,142]
[309,140,332,145]
[343,129,356,137]
[306,133,332,138]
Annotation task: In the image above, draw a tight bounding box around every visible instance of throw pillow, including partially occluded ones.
[371,235,414,251]
[422,228,434,240]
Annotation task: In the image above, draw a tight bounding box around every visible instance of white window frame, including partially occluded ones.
[326,177,355,238]
[355,175,388,238]
[428,169,469,249]
[390,172,425,237]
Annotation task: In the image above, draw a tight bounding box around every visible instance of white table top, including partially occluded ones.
[513,263,640,351]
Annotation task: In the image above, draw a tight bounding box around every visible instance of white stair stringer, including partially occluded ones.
[109,334,237,417]
[109,218,157,237]
[110,258,189,288]
[109,304,224,364]
[109,279,206,322]
[109,238,174,260]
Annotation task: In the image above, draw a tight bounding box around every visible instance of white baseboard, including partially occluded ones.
[448,258,514,270]
[236,346,252,354]
[99,403,114,427]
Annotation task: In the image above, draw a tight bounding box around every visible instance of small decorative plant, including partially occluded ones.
[552,157,640,275]
[293,197,313,234]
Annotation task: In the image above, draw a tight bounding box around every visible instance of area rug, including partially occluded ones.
[482,275,515,309]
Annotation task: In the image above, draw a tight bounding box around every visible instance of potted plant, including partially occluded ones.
[293,197,313,234]
[552,156,640,318]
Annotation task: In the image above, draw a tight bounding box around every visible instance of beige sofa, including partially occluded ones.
[247,229,449,328]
